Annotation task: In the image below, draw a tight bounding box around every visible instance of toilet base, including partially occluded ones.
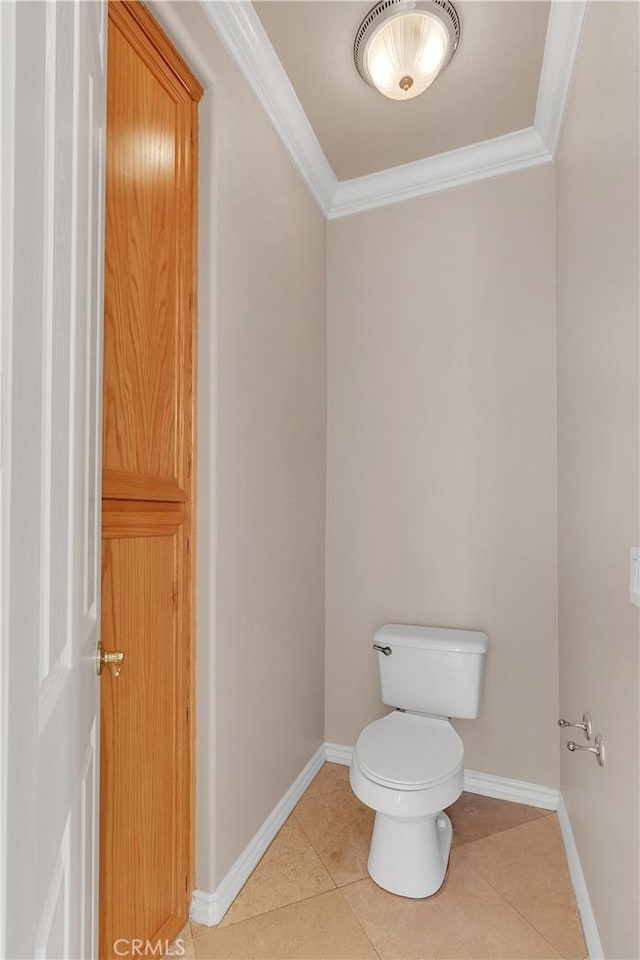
[367,810,453,898]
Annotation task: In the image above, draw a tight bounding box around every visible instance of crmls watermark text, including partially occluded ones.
[113,938,185,957]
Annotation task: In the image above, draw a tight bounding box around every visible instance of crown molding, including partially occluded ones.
[200,0,337,215]
[535,0,589,158]
[199,0,588,219]
[329,126,550,218]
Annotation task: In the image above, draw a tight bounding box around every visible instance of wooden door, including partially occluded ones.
[99,4,202,957]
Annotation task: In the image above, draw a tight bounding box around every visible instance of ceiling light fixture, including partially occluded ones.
[354,0,460,102]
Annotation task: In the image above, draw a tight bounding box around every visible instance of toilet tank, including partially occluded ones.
[374,624,489,719]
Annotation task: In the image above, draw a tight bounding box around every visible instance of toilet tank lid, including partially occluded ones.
[374,624,489,654]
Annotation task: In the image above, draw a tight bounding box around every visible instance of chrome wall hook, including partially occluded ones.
[558,712,592,741]
[567,733,605,767]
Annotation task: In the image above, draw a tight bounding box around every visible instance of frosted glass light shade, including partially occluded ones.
[355,1,459,102]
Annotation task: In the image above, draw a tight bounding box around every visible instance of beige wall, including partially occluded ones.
[147,9,640,945]
[556,4,640,958]
[214,64,327,881]
[326,166,559,787]
[150,2,327,889]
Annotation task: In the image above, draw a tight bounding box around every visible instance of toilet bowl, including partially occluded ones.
[350,623,488,899]
[350,710,464,898]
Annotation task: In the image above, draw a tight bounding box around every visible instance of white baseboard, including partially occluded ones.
[324,741,353,765]
[189,888,219,928]
[190,744,325,926]
[191,740,601,960]
[556,794,603,960]
[325,743,560,810]
[463,769,560,810]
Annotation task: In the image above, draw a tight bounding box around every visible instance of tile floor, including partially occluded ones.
[169,763,587,960]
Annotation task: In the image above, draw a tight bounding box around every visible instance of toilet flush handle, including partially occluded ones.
[373,643,392,656]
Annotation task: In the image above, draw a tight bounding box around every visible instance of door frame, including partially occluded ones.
[0,4,16,953]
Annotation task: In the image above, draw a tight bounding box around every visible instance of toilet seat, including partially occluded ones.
[354,712,464,790]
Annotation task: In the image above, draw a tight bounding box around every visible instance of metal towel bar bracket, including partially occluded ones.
[567,733,606,767]
[557,712,592,741]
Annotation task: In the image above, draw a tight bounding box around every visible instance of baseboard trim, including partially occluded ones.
[189,888,219,928]
[556,794,604,960]
[325,743,560,810]
[190,744,325,925]
[192,741,601,959]
[324,741,353,765]
[463,769,560,811]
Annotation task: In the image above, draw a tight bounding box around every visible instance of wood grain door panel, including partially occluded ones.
[100,3,201,956]
[100,506,190,950]
[102,2,199,502]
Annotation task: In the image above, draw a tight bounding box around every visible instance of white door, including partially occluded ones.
[0,2,107,957]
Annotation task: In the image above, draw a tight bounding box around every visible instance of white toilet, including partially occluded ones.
[350,623,488,899]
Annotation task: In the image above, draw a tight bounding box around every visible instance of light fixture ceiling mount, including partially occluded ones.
[354,0,460,102]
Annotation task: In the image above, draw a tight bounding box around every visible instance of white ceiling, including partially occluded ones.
[198,1,588,216]
[254,1,550,181]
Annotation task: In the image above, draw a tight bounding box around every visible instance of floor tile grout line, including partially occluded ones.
[193,812,334,937]
[192,795,359,938]
[289,807,364,888]
[287,808,346,893]
[187,792,569,958]
[189,855,579,960]
[453,809,559,850]
[459,854,580,959]
[198,883,345,934]
[453,821,548,850]
[299,785,353,804]
[335,884,383,960]
[192,775,369,937]
[293,794,373,892]
[335,877,370,891]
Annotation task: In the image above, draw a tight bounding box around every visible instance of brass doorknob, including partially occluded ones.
[97,641,125,678]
